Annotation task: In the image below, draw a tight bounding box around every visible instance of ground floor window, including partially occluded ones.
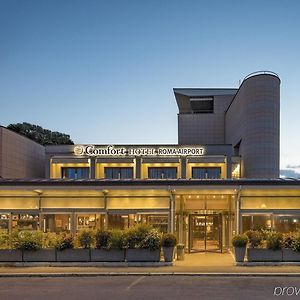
[148,167,177,179]
[192,167,221,179]
[12,214,39,231]
[241,214,300,233]
[107,213,169,232]
[0,214,9,233]
[76,214,105,231]
[43,214,71,233]
[273,215,300,233]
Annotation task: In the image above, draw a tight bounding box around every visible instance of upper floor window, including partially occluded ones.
[148,167,177,179]
[104,167,133,179]
[61,167,90,179]
[190,97,214,113]
[192,167,221,179]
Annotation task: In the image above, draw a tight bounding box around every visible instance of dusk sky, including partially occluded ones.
[1,0,300,175]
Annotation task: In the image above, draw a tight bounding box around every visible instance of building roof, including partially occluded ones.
[173,88,238,113]
[0,178,300,187]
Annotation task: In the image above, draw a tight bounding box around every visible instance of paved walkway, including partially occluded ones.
[1,252,300,275]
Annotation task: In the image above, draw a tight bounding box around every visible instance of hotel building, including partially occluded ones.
[1,71,299,253]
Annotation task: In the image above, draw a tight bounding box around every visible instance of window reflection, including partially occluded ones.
[104,167,133,179]
[12,214,39,231]
[61,167,89,179]
[148,167,177,179]
[192,167,221,179]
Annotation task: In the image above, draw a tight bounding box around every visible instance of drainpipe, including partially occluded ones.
[168,187,175,234]
[236,185,242,234]
[103,190,108,230]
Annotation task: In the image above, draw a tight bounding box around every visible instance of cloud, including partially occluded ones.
[280,169,300,178]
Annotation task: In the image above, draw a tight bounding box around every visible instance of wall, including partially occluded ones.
[225,74,280,178]
[0,127,45,178]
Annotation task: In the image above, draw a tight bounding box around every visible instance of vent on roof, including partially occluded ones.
[190,97,214,113]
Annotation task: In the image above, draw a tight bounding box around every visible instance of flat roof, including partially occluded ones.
[0,178,300,187]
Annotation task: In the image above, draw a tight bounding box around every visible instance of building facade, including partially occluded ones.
[0,71,299,253]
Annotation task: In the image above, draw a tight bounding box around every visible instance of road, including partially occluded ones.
[1,276,300,300]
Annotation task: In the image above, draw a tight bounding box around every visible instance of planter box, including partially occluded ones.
[56,249,90,262]
[23,249,56,262]
[247,248,282,262]
[234,246,246,262]
[0,249,22,262]
[163,246,175,262]
[91,249,125,262]
[282,249,300,262]
[126,249,160,262]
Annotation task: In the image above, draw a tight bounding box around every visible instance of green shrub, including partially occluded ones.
[108,230,124,250]
[55,233,74,251]
[245,230,262,248]
[232,234,248,248]
[78,230,95,249]
[12,230,43,251]
[265,231,283,250]
[292,232,300,252]
[42,232,57,248]
[0,232,9,249]
[283,233,294,249]
[161,233,177,247]
[95,230,110,249]
[124,224,153,249]
[139,229,161,251]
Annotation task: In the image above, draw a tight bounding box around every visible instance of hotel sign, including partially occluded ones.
[74,145,205,157]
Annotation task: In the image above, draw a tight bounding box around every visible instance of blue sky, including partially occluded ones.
[0,0,300,173]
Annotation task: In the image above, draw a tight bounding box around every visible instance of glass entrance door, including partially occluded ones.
[189,214,222,252]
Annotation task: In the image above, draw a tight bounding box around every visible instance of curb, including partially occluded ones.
[0,262,173,267]
[1,272,300,278]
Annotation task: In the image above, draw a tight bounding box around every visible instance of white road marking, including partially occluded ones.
[125,276,145,291]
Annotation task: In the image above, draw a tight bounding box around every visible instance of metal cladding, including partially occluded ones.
[175,72,280,179]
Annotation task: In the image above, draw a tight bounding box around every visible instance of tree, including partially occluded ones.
[7,122,74,145]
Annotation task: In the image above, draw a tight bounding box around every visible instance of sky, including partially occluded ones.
[0,0,300,175]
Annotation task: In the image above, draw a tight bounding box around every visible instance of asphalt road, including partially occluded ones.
[1,276,300,300]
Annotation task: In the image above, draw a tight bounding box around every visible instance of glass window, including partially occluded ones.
[241,214,272,232]
[148,167,177,179]
[76,214,105,231]
[108,214,129,230]
[192,167,221,179]
[0,214,9,233]
[12,214,39,231]
[274,215,300,233]
[61,167,89,179]
[42,214,71,233]
[104,167,133,179]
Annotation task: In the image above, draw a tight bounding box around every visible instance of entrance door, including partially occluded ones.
[189,214,222,252]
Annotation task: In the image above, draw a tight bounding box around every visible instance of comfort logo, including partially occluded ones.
[74,146,84,155]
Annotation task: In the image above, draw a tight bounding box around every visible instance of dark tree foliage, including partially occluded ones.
[7,122,74,146]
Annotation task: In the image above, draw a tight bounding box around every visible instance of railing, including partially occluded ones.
[243,70,279,82]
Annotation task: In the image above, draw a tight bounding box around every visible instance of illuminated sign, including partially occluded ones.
[74,145,205,157]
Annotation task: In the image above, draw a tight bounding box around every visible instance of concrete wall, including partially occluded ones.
[0,127,45,178]
[225,74,280,178]
[178,94,233,145]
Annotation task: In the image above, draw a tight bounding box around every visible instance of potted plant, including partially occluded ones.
[245,230,263,262]
[282,232,300,261]
[56,233,90,262]
[15,230,56,262]
[125,224,161,262]
[91,230,125,262]
[0,231,22,262]
[232,234,248,262]
[161,233,177,262]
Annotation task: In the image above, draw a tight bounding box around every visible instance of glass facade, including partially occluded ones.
[104,167,133,179]
[192,167,221,179]
[61,167,89,179]
[0,214,9,233]
[148,167,177,179]
[12,214,39,231]
[43,214,71,233]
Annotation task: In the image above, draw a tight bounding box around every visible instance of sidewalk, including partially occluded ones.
[1,252,300,276]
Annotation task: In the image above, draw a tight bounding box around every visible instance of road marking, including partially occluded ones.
[125,276,145,291]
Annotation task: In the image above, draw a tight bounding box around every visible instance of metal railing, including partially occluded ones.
[243,70,279,82]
